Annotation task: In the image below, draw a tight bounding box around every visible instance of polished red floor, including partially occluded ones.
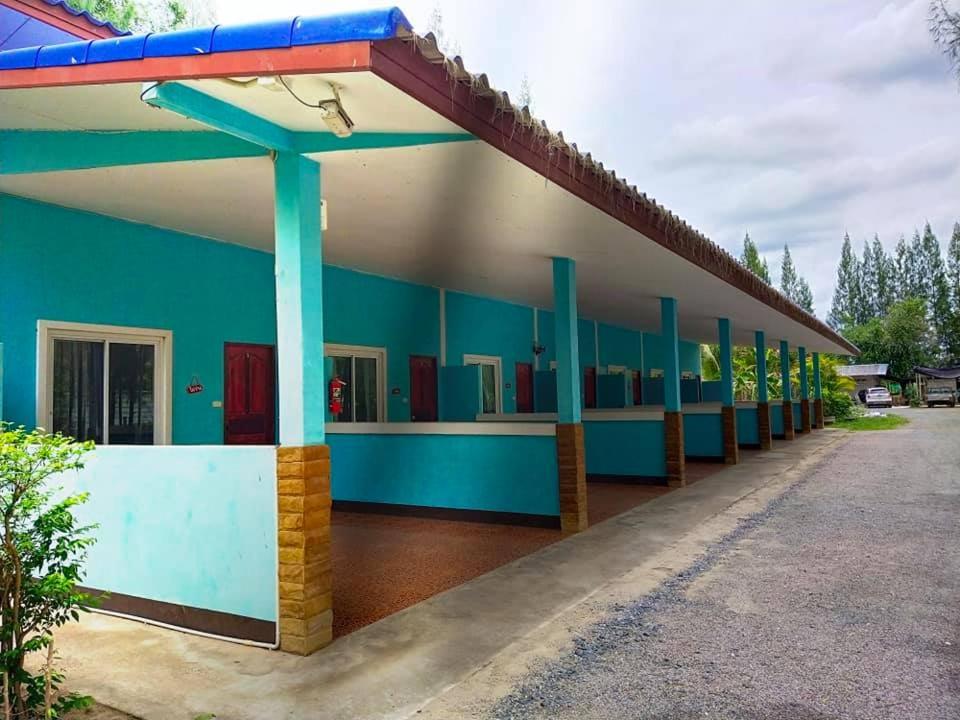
[331,461,725,638]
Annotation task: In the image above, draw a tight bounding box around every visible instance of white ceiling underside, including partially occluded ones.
[0,74,848,353]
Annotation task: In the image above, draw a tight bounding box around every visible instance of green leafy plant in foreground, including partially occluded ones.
[0,423,96,718]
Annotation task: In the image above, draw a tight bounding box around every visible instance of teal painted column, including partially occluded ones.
[813,352,822,399]
[755,331,768,403]
[553,258,582,423]
[718,318,738,464]
[798,346,809,400]
[661,298,681,412]
[274,152,325,446]
[779,340,792,401]
[719,318,734,407]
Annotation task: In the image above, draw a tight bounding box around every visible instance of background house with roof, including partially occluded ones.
[0,0,124,50]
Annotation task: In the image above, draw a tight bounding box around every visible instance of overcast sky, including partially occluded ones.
[217,0,960,319]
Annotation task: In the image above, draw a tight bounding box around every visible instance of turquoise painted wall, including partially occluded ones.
[771,403,785,436]
[0,195,276,443]
[583,420,666,478]
[324,265,440,421]
[793,401,803,431]
[598,323,643,370]
[642,333,702,377]
[439,365,480,420]
[445,291,534,414]
[57,446,277,621]
[683,413,724,457]
[597,374,628,408]
[328,433,560,516]
[701,381,723,403]
[736,407,759,446]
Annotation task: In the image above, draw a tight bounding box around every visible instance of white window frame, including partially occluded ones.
[37,320,173,445]
[463,353,503,414]
[324,343,387,423]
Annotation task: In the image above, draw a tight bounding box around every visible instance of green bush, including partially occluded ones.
[0,423,96,718]
[823,389,855,421]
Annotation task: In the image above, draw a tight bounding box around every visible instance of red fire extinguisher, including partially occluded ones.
[328,376,348,415]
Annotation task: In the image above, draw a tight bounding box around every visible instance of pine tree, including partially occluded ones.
[796,277,814,314]
[908,229,927,300]
[741,232,771,283]
[828,233,859,329]
[893,234,910,302]
[921,223,952,357]
[873,235,895,317]
[946,222,960,362]
[779,244,798,301]
[859,238,878,321]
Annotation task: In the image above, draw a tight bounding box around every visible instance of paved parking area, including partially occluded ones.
[485,408,960,719]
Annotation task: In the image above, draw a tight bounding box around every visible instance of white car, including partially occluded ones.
[865,386,893,408]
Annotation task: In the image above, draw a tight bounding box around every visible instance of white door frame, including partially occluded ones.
[463,353,503,414]
[324,343,387,422]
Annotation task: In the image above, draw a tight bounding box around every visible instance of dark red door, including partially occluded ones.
[584,366,597,408]
[632,370,642,405]
[224,343,275,444]
[409,355,438,421]
[516,362,534,413]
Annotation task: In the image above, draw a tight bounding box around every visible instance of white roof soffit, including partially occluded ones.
[0,74,852,354]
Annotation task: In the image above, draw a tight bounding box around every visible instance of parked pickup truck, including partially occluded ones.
[926,386,957,408]
[865,386,893,408]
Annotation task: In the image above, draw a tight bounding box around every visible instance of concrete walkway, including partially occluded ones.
[57,431,843,720]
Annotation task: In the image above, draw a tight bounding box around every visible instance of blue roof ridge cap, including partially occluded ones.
[0,6,411,70]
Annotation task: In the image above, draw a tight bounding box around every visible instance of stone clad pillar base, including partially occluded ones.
[721,405,739,465]
[277,445,332,655]
[800,399,812,433]
[782,400,796,440]
[814,398,825,429]
[757,401,773,450]
[557,423,588,533]
[664,411,686,487]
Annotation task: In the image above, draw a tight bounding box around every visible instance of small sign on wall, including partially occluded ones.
[186,376,204,394]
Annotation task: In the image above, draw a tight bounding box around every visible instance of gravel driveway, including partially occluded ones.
[490,409,960,719]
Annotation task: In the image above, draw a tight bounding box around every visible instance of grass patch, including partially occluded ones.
[833,414,909,431]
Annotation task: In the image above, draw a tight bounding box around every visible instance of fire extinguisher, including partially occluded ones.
[329,376,348,415]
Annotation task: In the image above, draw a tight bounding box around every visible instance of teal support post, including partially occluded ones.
[779,340,792,401]
[798,346,809,400]
[552,258,587,533]
[812,352,824,429]
[719,318,734,407]
[813,352,822,399]
[798,346,811,433]
[755,331,768,403]
[754,331,772,449]
[552,258,582,423]
[718,318,738,464]
[274,152,325,446]
[661,298,685,484]
[779,340,795,440]
[661,298,682,413]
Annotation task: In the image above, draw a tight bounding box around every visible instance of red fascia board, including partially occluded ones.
[0,40,372,89]
[6,0,117,40]
[369,38,857,355]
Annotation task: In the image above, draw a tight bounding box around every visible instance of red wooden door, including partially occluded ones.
[224,343,275,444]
[584,366,597,408]
[632,370,642,405]
[409,355,438,421]
[515,362,534,413]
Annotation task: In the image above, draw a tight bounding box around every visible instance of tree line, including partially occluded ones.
[740,233,815,312]
[827,223,960,378]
